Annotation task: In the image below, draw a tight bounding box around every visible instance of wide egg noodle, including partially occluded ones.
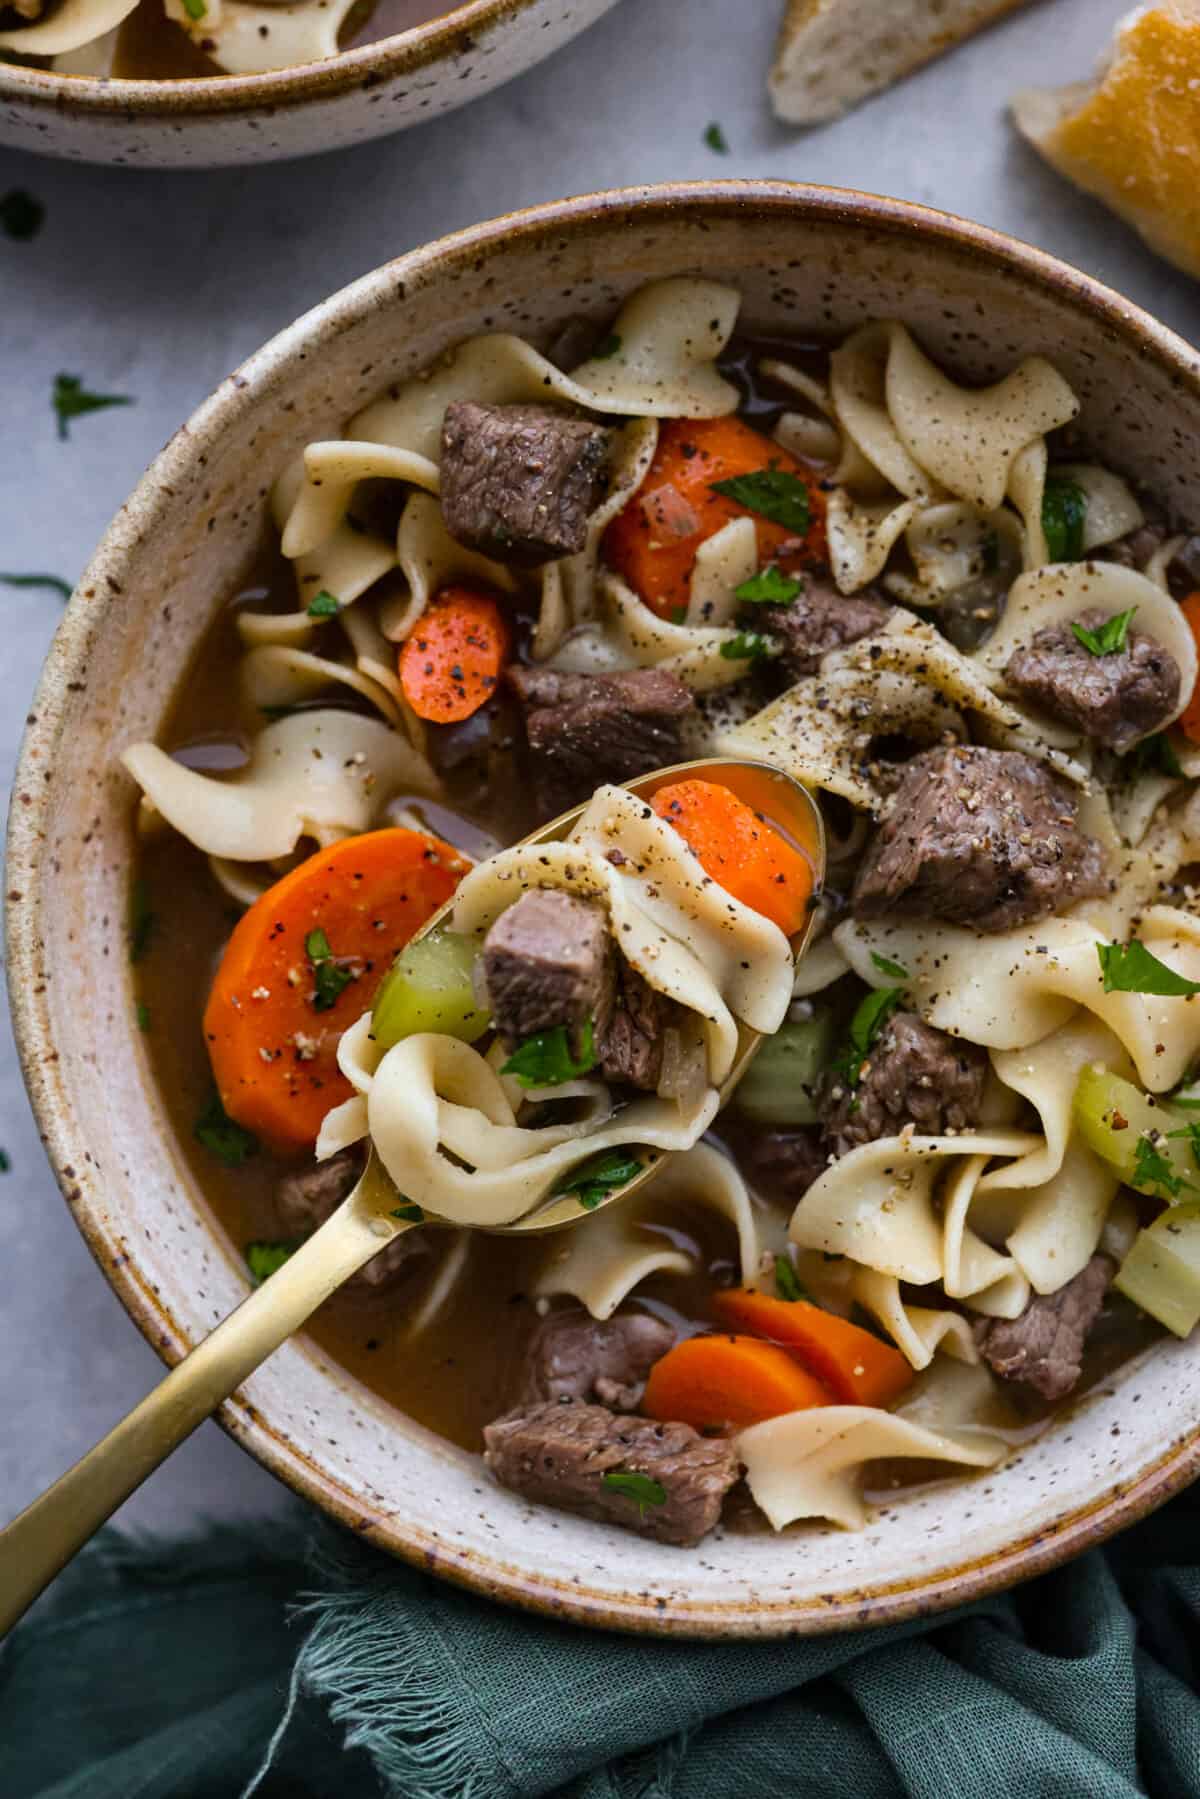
[350,279,741,460]
[825,490,918,593]
[532,1142,761,1320]
[597,571,748,693]
[163,0,359,74]
[239,643,403,729]
[735,1359,1006,1532]
[686,517,759,628]
[835,908,1200,1093]
[121,710,438,862]
[850,1268,980,1371]
[882,502,1024,611]
[379,492,517,644]
[1008,446,1144,572]
[279,442,440,562]
[0,0,135,52]
[829,324,939,502]
[979,562,1198,736]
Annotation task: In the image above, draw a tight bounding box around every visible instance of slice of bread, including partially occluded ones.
[1013,4,1200,280]
[770,0,1034,125]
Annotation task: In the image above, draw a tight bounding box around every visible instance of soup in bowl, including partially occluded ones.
[11,182,1200,1634]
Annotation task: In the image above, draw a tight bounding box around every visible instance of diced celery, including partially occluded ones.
[1114,1204,1200,1337]
[733,1006,836,1127]
[372,927,490,1049]
[1072,1065,1195,1200]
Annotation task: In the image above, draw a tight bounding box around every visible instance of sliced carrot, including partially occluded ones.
[651,777,815,936]
[602,416,827,621]
[203,828,470,1153]
[711,1289,913,1409]
[1179,592,1200,742]
[641,1334,831,1433]
[399,585,511,724]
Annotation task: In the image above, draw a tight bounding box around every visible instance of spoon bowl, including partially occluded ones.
[0,756,822,1633]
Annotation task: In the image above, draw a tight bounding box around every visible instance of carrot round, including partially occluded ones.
[399,585,511,724]
[641,1334,830,1433]
[1178,592,1200,742]
[204,828,470,1153]
[602,416,827,621]
[652,778,815,937]
[711,1289,913,1409]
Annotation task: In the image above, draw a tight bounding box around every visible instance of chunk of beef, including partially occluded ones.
[519,1306,674,1411]
[731,1126,828,1202]
[975,1255,1114,1401]
[851,746,1107,933]
[1097,521,1168,574]
[483,1398,738,1545]
[507,665,694,818]
[751,571,891,678]
[440,402,612,565]
[275,1148,431,1292]
[1004,608,1181,752]
[595,957,675,1092]
[483,889,613,1052]
[819,1011,988,1157]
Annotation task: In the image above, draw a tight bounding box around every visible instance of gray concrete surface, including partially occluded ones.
[1,0,1196,1535]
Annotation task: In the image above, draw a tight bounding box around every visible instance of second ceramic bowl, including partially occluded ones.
[0,0,620,166]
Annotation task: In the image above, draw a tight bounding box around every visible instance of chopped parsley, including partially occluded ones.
[734,566,802,606]
[1,189,44,241]
[245,1240,300,1284]
[1167,1120,1200,1172]
[195,1090,259,1167]
[1125,732,1184,780]
[870,951,910,982]
[669,605,688,624]
[593,333,623,360]
[306,589,340,619]
[601,1469,667,1515]
[831,985,905,1090]
[501,1019,598,1088]
[305,926,358,1013]
[711,468,811,535]
[181,0,206,18]
[0,1149,9,1174]
[1096,940,1200,998]
[129,879,155,963]
[774,1254,808,1303]
[1041,476,1087,563]
[554,1147,643,1210]
[52,373,133,442]
[720,631,777,663]
[1071,607,1136,658]
[703,122,729,154]
[0,572,72,601]
[392,1202,425,1223]
[1132,1132,1194,1200]
[136,1002,151,1032]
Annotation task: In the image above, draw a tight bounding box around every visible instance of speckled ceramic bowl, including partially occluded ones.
[0,0,619,167]
[9,183,1200,1637]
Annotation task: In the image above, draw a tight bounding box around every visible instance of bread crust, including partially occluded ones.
[1013,4,1200,280]
[770,0,1034,125]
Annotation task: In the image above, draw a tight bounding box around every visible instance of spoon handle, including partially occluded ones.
[0,1185,413,1637]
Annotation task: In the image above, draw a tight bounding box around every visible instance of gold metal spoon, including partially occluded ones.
[0,757,823,1634]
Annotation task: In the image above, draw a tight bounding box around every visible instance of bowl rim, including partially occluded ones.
[9,179,1200,1638]
[0,0,553,118]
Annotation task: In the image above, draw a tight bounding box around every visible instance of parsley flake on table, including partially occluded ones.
[1041,476,1087,562]
[703,122,729,154]
[502,1019,598,1088]
[305,926,358,1012]
[734,566,801,606]
[601,1469,667,1515]
[195,1090,259,1167]
[711,467,811,534]
[1096,940,1200,998]
[0,189,44,241]
[52,373,134,441]
[1071,607,1137,658]
[306,589,340,619]
[0,1150,9,1174]
[0,573,72,601]
[554,1147,644,1210]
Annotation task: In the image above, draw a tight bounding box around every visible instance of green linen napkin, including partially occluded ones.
[2,1485,1197,1799]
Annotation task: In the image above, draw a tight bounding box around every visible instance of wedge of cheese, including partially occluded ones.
[1014,3,1200,281]
[770,0,1034,125]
